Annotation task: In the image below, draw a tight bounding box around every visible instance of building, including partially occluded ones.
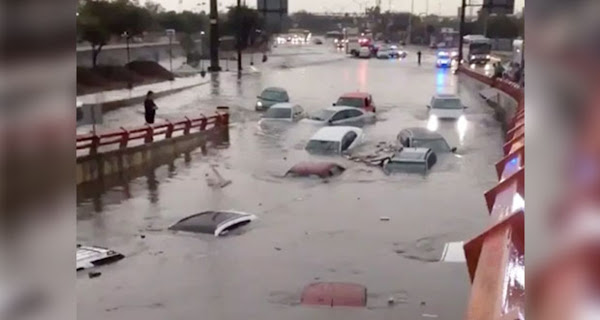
[257,0,289,33]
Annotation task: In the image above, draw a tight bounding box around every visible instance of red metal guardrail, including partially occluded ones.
[458,66,525,320]
[76,109,229,155]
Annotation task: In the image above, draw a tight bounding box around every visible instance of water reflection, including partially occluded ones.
[427,115,439,131]
[457,115,468,144]
[146,169,159,204]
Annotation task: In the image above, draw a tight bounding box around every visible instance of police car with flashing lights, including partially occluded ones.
[436,51,452,68]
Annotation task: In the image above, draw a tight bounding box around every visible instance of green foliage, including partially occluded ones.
[224,6,263,50]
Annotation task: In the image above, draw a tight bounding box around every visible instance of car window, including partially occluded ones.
[427,152,438,169]
[432,98,462,110]
[346,109,363,118]
[261,90,287,101]
[306,140,341,154]
[336,98,364,109]
[263,108,292,119]
[332,110,349,121]
[310,109,337,121]
[341,132,358,151]
[385,161,427,173]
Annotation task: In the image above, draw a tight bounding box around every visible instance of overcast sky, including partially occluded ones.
[149,0,524,16]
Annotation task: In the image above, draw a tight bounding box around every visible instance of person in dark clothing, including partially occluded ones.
[417,50,422,65]
[144,91,158,124]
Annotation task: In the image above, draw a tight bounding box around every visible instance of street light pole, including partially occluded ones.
[237,0,243,73]
[458,0,466,65]
[407,0,414,44]
[208,0,221,71]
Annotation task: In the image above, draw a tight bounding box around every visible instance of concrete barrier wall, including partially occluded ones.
[77,43,187,67]
[76,126,228,186]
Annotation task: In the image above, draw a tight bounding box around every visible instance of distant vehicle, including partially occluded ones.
[334,92,376,113]
[305,126,365,155]
[462,35,492,64]
[260,103,305,122]
[382,147,438,174]
[314,38,323,45]
[396,127,457,154]
[512,39,523,65]
[377,45,407,59]
[436,50,452,68]
[427,94,466,119]
[256,87,290,111]
[285,162,346,178]
[358,46,371,58]
[302,106,375,126]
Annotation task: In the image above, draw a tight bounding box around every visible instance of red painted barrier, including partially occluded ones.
[458,66,525,320]
[76,110,229,155]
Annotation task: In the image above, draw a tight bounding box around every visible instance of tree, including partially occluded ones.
[78,0,113,67]
[224,6,263,50]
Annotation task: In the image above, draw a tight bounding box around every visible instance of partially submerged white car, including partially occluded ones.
[427,94,467,119]
[259,103,306,123]
[305,126,365,155]
[302,106,375,126]
[169,210,257,237]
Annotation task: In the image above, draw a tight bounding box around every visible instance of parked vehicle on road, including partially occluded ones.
[358,46,372,58]
[256,87,290,111]
[436,51,452,68]
[305,126,365,155]
[376,45,405,59]
[382,147,437,174]
[397,127,456,154]
[260,103,305,122]
[334,92,376,113]
[427,94,466,119]
[302,106,375,126]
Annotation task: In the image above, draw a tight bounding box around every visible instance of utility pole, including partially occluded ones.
[208,0,221,71]
[237,0,243,72]
[458,0,466,64]
[407,0,414,44]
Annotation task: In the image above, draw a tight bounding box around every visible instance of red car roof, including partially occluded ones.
[286,162,344,178]
[340,92,369,99]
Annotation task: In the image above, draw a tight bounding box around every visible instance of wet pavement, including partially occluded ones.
[77,42,505,319]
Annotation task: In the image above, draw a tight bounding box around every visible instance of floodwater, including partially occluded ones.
[77,41,505,320]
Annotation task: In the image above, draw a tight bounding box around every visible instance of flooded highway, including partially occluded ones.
[77,42,505,319]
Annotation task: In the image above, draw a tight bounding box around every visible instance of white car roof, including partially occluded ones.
[270,103,296,109]
[310,126,364,142]
[325,106,364,113]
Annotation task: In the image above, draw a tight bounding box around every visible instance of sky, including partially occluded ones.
[149,0,525,16]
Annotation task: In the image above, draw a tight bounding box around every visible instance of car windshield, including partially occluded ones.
[336,98,364,108]
[305,140,340,154]
[261,90,287,101]
[385,160,427,173]
[263,108,291,119]
[412,138,450,153]
[433,98,462,109]
[438,53,450,58]
[470,43,491,54]
[309,109,337,121]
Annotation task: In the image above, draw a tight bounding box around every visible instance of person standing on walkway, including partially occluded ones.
[144,91,158,124]
[417,50,422,66]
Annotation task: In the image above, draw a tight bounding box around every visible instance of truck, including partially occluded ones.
[462,35,492,64]
[344,27,373,57]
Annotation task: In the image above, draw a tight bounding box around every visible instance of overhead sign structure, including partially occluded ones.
[257,0,288,33]
[482,0,515,15]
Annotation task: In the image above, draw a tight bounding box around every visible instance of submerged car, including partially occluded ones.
[260,103,306,122]
[334,92,376,113]
[397,127,456,154]
[169,210,257,237]
[285,162,346,178]
[358,46,371,58]
[382,147,437,174]
[427,94,466,119]
[256,87,290,111]
[305,126,364,155]
[302,106,375,126]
